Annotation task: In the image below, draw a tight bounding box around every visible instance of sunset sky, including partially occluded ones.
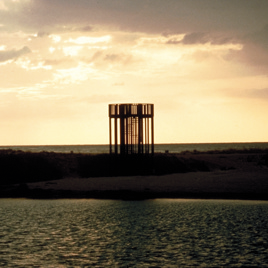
[1,0,268,145]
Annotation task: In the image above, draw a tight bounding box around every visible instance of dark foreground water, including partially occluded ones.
[1,199,268,267]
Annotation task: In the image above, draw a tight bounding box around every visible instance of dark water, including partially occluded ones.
[1,142,268,154]
[1,199,268,267]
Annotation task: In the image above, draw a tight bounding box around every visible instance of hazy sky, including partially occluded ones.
[1,0,268,145]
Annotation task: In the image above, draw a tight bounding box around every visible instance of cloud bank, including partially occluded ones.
[0,46,31,62]
[0,0,268,144]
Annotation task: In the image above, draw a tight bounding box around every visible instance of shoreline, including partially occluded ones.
[2,168,268,201]
[2,190,268,201]
[2,188,268,201]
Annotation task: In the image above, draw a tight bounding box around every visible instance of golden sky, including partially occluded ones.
[0,0,268,145]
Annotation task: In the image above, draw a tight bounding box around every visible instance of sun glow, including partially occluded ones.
[49,47,55,53]
[50,35,61,43]
[66,35,111,45]
[62,46,82,56]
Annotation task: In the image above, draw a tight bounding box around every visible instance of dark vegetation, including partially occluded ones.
[0,150,62,185]
[259,152,268,167]
[0,148,267,185]
[77,153,210,178]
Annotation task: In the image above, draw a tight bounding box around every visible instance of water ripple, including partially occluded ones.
[0,199,268,267]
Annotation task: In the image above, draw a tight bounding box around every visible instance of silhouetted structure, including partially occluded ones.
[109,103,154,155]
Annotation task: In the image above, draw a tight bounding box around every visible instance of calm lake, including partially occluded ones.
[1,199,268,267]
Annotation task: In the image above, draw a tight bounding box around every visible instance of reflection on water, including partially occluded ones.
[0,199,268,267]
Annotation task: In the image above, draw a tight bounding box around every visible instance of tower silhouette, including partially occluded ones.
[109,103,154,155]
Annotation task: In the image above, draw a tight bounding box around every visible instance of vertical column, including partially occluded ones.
[109,117,112,154]
[126,117,129,154]
[151,114,154,155]
[130,117,133,154]
[109,105,112,154]
[138,117,143,154]
[114,118,118,154]
[130,117,132,153]
[134,117,138,153]
[120,117,125,155]
[146,117,149,154]
[144,117,147,153]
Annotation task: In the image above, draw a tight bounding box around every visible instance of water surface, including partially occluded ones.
[1,199,268,267]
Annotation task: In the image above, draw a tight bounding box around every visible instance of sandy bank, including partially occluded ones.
[23,168,268,200]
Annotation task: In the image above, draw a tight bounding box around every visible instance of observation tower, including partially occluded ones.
[109,103,154,155]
